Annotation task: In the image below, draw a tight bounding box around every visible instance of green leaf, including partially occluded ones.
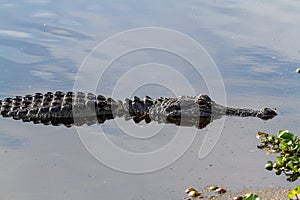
[288,173,299,182]
[265,161,273,171]
[243,193,261,200]
[288,186,300,199]
[281,141,288,151]
[287,161,298,172]
[278,130,297,142]
[291,144,299,151]
[276,156,283,165]
[257,129,300,181]
[275,169,282,175]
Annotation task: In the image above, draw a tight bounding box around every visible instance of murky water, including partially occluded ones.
[1,1,300,199]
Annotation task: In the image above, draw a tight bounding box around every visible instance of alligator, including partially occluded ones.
[0,91,277,129]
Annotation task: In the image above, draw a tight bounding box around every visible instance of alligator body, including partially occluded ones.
[0,91,277,129]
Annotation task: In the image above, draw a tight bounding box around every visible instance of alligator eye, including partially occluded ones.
[198,99,206,106]
[197,94,211,105]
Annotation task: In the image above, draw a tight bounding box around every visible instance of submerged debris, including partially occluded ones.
[184,186,227,199]
[185,188,202,199]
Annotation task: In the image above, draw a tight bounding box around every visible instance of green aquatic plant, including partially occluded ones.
[243,193,261,200]
[257,130,300,182]
[257,130,300,199]
[233,193,261,200]
[288,186,300,200]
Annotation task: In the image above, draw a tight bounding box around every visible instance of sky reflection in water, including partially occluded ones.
[0,1,300,200]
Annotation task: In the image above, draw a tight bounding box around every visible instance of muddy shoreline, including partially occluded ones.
[215,187,291,200]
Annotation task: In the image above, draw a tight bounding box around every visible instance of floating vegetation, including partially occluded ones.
[257,130,300,182]
[257,130,300,199]
[288,186,300,200]
[240,193,261,200]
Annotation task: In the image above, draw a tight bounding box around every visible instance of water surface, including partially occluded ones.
[1,1,300,199]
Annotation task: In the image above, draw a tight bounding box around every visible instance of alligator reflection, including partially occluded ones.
[0,91,277,129]
[30,112,214,129]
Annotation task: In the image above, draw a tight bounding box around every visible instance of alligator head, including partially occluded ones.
[154,94,277,121]
[149,94,213,119]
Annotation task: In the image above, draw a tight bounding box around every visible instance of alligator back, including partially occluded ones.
[0,91,117,126]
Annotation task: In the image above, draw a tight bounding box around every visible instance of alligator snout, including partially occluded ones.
[256,107,278,120]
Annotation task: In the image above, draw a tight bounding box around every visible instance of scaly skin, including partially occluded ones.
[0,91,277,128]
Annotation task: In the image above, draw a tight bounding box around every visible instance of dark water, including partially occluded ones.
[1,1,300,199]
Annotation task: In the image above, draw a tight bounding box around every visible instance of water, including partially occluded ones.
[1,1,300,199]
